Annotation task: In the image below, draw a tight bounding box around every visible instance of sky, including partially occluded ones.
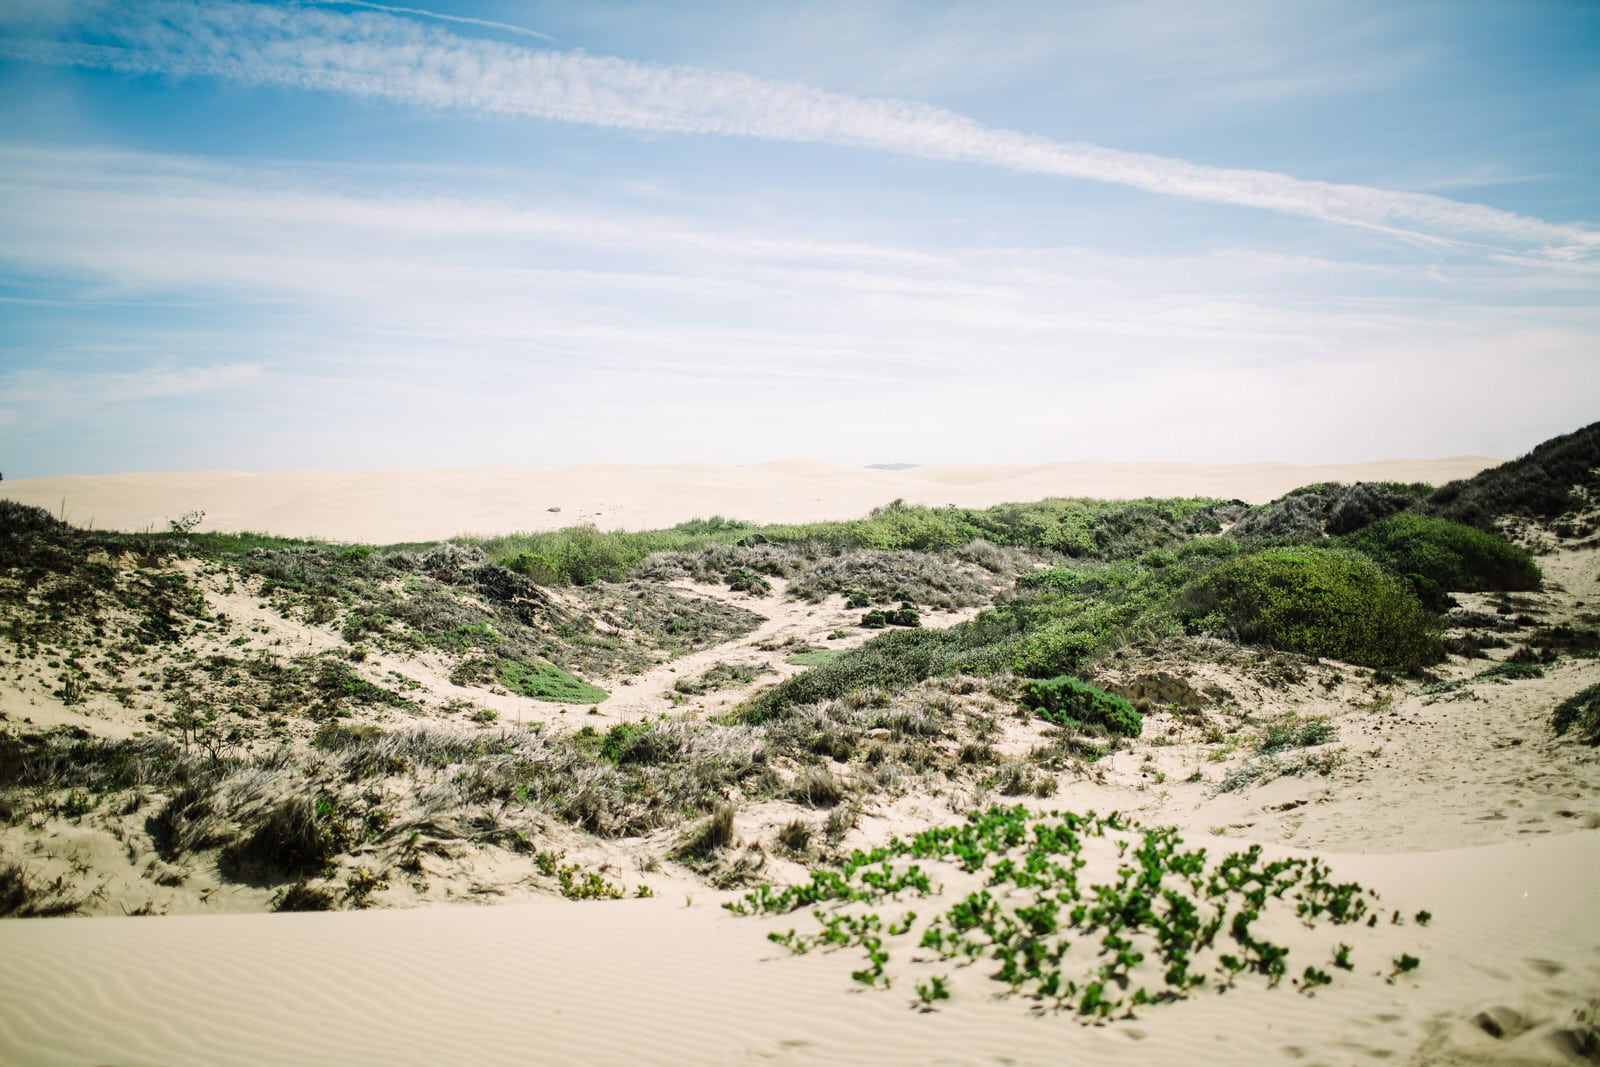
[0,0,1596,476]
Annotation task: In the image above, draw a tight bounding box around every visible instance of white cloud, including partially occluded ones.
[5,0,1595,262]
[1,138,1594,470]
[0,362,263,424]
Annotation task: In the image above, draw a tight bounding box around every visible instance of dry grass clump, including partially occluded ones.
[673,802,738,859]
[995,760,1058,797]
[953,538,1039,575]
[775,818,814,855]
[790,766,847,808]
[0,862,84,918]
[271,880,339,912]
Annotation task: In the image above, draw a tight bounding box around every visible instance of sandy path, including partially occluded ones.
[593,579,986,725]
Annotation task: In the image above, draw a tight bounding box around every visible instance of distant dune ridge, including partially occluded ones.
[1,456,1498,543]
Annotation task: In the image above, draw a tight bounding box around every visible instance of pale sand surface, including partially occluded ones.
[3,456,1497,542]
[0,835,1595,1066]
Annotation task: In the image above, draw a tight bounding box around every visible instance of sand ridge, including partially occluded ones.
[3,456,1499,543]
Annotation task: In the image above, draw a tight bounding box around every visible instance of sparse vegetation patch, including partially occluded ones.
[496,659,609,704]
[730,805,1418,1016]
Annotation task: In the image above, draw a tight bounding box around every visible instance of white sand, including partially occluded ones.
[1,834,1596,1066]
[2,456,1497,543]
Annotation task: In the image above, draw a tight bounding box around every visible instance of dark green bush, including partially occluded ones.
[1017,676,1142,737]
[1179,546,1445,672]
[1551,683,1600,746]
[1427,420,1600,530]
[886,606,920,627]
[857,605,921,628]
[1345,514,1541,594]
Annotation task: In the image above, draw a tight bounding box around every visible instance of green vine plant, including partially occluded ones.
[727,805,1425,1019]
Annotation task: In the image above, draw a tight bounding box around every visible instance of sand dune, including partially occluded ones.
[1,832,1595,1066]
[5,454,1599,1067]
[2,456,1497,543]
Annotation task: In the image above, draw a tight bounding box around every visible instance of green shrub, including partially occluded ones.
[599,722,651,763]
[497,659,608,703]
[1017,676,1142,737]
[727,568,772,595]
[503,526,646,586]
[1257,716,1337,753]
[1179,546,1445,672]
[1551,683,1600,746]
[1345,514,1541,595]
[789,552,991,610]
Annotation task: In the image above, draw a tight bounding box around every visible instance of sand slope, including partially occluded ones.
[1,833,1596,1066]
[2,457,1497,543]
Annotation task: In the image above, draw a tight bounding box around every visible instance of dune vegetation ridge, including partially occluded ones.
[0,424,1598,1065]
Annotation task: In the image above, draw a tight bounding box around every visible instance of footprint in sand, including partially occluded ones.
[1471,1005,1529,1040]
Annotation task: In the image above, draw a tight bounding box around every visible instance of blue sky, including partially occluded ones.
[0,0,1596,476]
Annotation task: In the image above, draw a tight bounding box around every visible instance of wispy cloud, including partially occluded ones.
[4,0,1594,262]
[0,361,263,424]
[305,1,555,43]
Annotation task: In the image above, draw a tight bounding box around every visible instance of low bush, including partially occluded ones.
[1179,546,1444,672]
[1257,716,1337,753]
[1017,676,1142,737]
[1345,514,1541,595]
[861,604,920,629]
[788,551,991,611]
[674,661,772,694]
[1551,683,1600,746]
[727,568,773,595]
[731,805,1418,1017]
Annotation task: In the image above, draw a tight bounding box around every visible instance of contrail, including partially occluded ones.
[307,0,556,42]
